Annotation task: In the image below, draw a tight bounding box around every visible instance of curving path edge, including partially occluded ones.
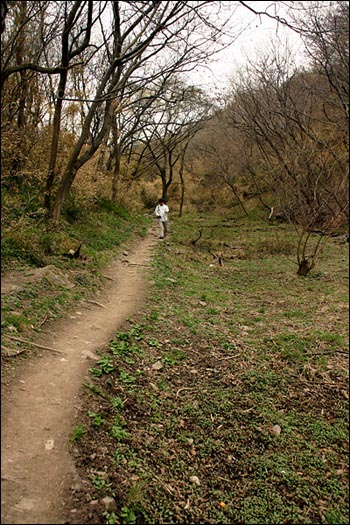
[1,227,158,524]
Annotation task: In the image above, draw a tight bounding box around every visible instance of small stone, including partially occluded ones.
[45,439,55,450]
[81,350,99,360]
[96,471,108,480]
[270,424,282,437]
[101,496,117,512]
[189,475,201,486]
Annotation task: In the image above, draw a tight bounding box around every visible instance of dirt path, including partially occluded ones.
[1,227,158,525]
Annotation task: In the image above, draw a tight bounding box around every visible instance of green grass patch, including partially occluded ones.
[1,198,151,343]
[65,214,349,524]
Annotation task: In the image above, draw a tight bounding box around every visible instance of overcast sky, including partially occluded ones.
[188,1,306,93]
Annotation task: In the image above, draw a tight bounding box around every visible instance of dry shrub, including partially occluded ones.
[249,235,295,257]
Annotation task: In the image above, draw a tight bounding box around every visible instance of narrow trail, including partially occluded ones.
[1,227,158,525]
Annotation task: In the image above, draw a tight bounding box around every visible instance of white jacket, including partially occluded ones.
[155,203,169,221]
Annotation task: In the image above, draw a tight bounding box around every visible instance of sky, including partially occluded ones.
[188,1,306,93]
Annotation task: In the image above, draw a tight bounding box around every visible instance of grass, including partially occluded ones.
[69,214,349,525]
[1,195,150,346]
[70,424,87,442]
[1,204,348,523]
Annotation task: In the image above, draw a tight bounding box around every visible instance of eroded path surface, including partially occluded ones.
[1,228,158,524]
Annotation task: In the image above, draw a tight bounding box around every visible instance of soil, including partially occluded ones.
[1,226,158,525]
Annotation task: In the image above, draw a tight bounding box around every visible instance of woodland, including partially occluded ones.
[1,3,349,524]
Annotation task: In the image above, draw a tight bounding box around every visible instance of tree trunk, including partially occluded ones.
[160,167,167,201]
[226,178,249,216]
[111,120,121,202]
[51,92,113,222]
[179,170,185,217]
[178,141,189,217]
[51,165,78,222]
[43,1,86,214]
[44,71,67,213]
[297,258,313,276]
[112,143,121,202]
[16,2,28,129]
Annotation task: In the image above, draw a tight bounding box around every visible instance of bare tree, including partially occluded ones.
[291,1,349,124]
[48,1,244,222]
[106,73,179,202]
[2,1,244,221]
[129,80,209,207]
[6,0,345,229]
[44,1,94,212]
[192,109,250,216]
[225,33,348,274]
[1,1,62,189]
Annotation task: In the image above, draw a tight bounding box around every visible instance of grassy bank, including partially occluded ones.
[1,196,150,347]
[68,214,349,525]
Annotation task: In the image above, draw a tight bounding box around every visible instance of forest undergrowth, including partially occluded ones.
[64,214,349,525]
[1,194,150,356]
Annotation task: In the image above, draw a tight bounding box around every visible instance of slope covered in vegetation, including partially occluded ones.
[1,193,150,353]
[63,214,349,525]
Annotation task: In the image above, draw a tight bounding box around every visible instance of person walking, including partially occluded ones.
[155,198,169,239]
